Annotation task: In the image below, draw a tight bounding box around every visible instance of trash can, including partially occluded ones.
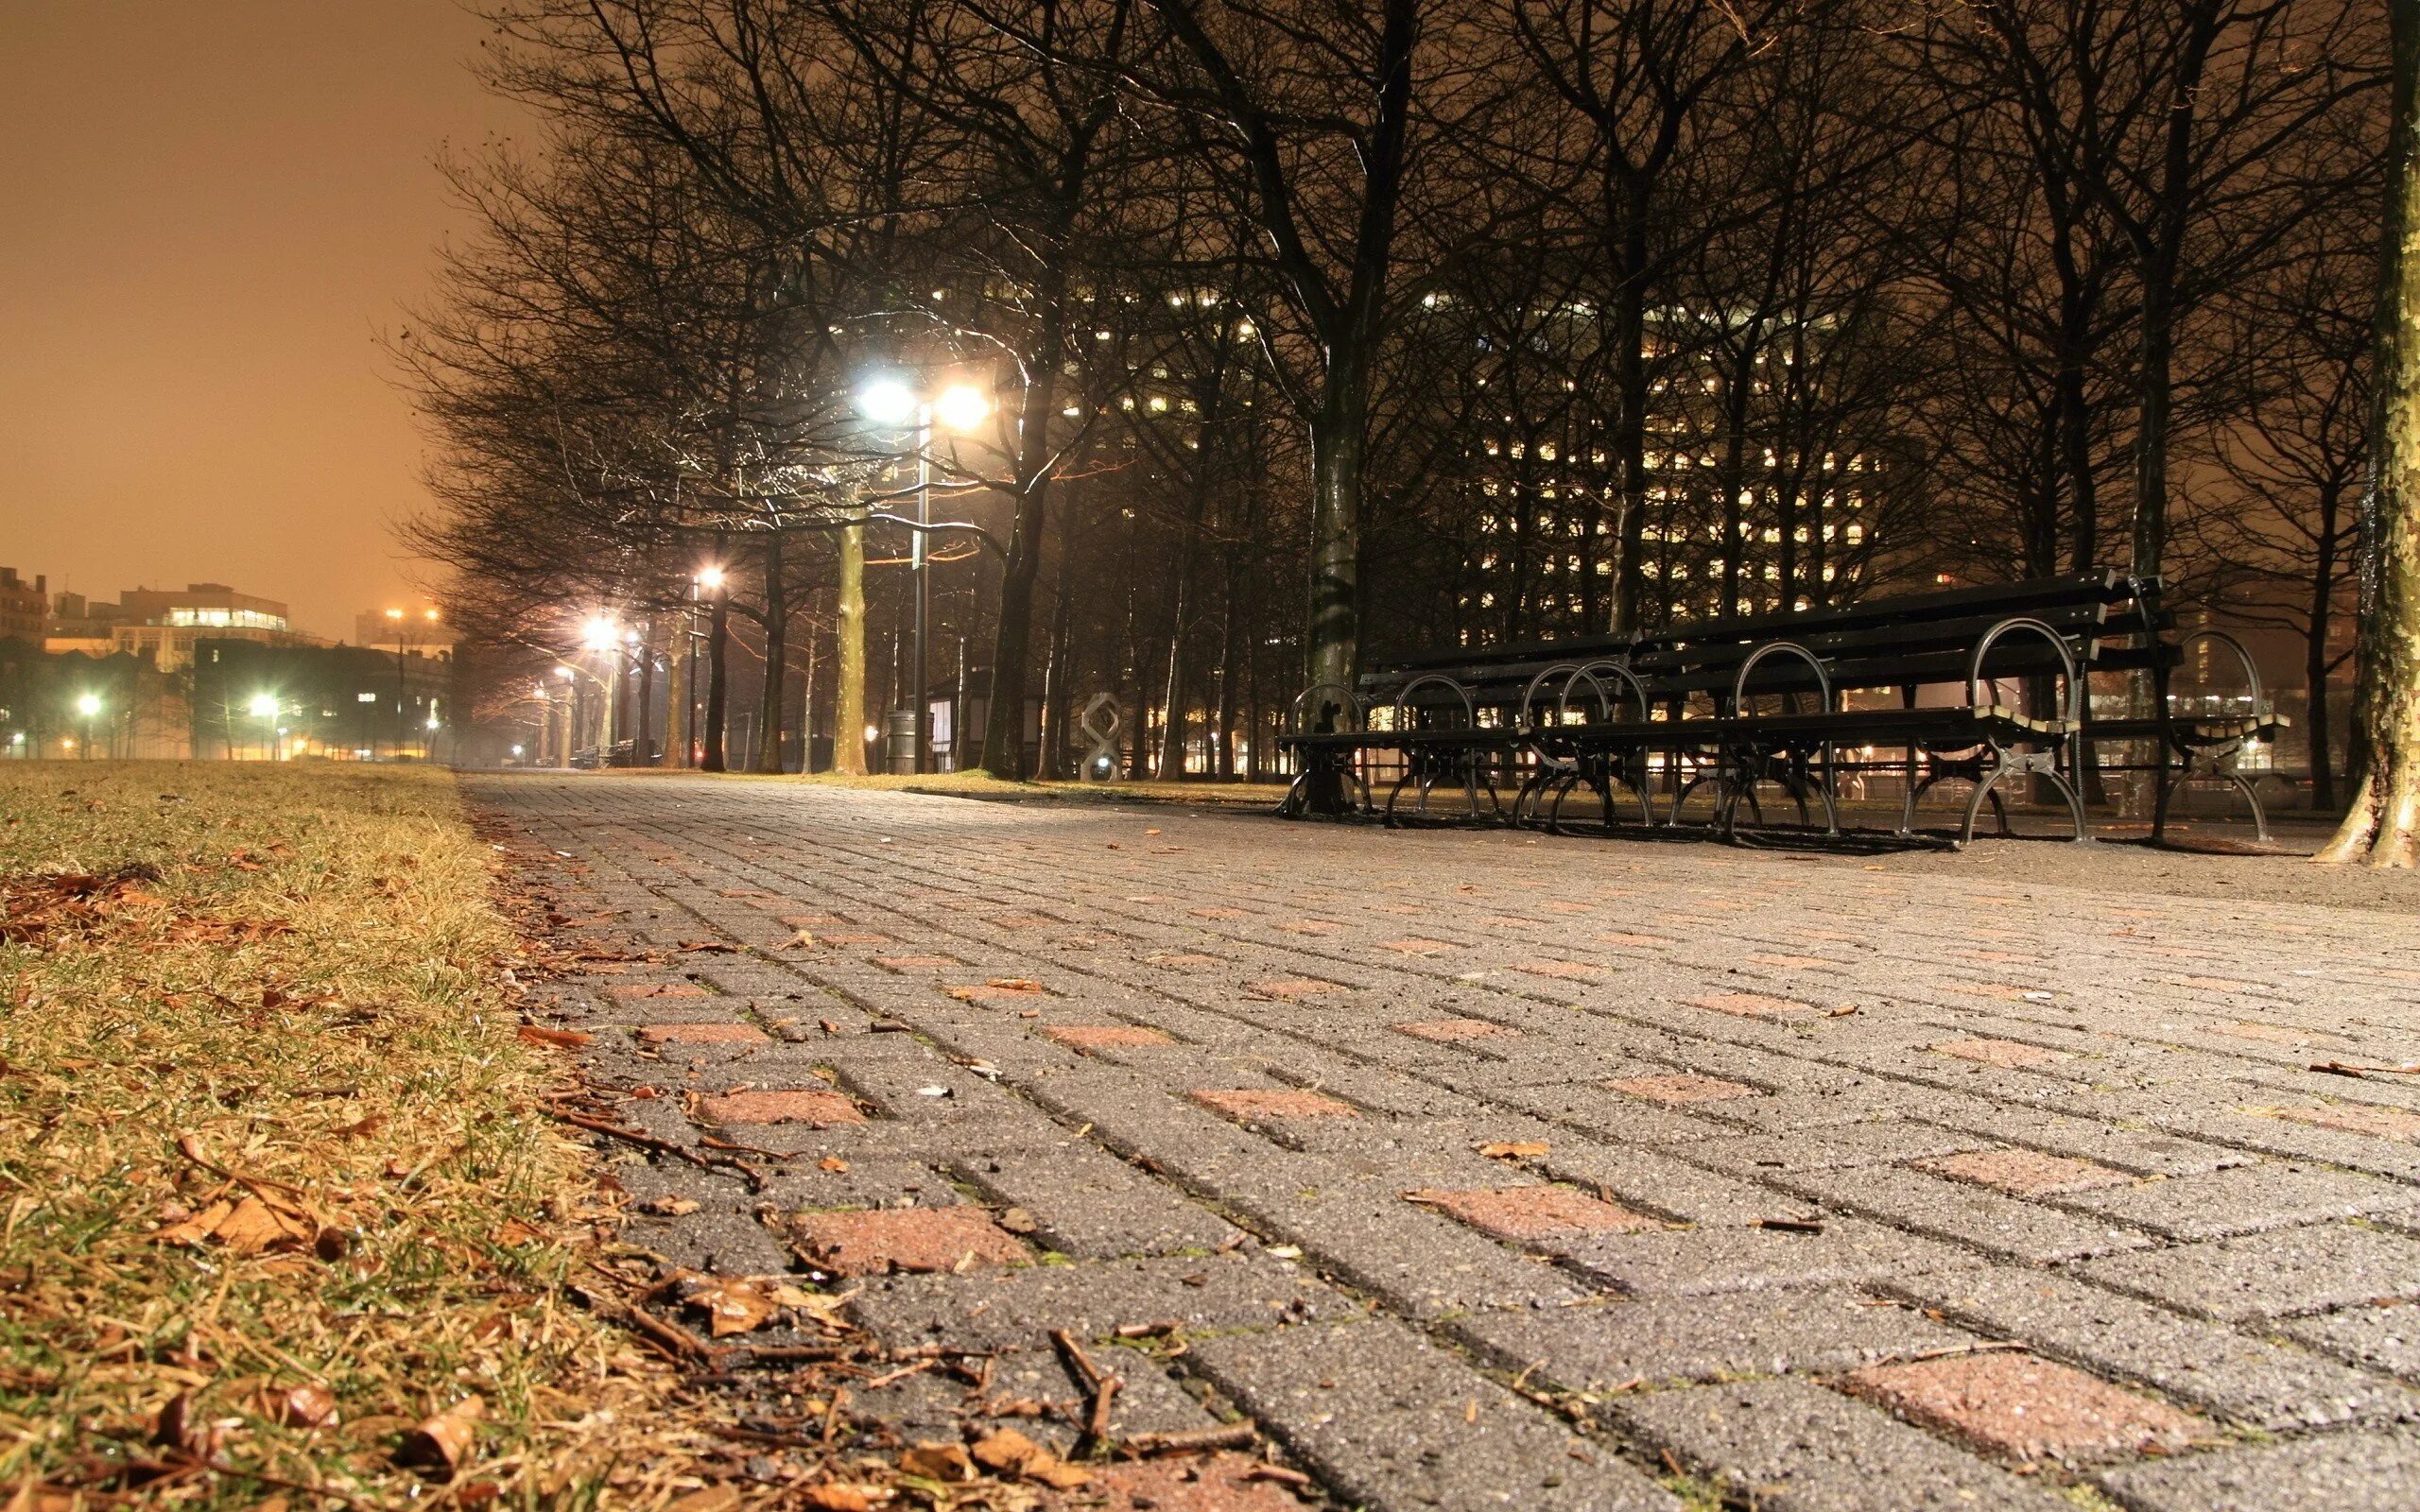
[885,709,918,774]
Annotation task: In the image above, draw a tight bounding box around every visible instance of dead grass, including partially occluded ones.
[0,762,684,1508]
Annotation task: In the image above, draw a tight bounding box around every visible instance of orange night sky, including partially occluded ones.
[0,2,532,640]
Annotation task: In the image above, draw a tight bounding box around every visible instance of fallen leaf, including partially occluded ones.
[899,1441,977,1482]
[666,1487,740,1512]
[274,1383,338,1428]
[970,1427,1092,1489]
[638,1195,702,1216]
[819,1156,850,1174]
[786,931,818,949]
[801,1486,879,1512]
[998,1207,1038,1235]
[517,1024,593,1048]
[396,1395,484,1473]
[1478,1141,1550,1160]
[986,978,1046,993]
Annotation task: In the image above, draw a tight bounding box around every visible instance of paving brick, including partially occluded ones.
[1455,1287,1978,1390]
[1516,959,1610,982]
[1690,991,1815,1020]
[847,1251,1353,1354]
[1837,1350,2202,1464]
[1391,1018,1517,1043]
[1895,1264,2412,1430]
[1687,1122,1993,1176]
[785,1206,1028,1277]
[1188,1088,1358,1122]
[2095,1430,2420,1512]
[1043,1023,1175,1052]
[610,982,712,999]
[2276,1102,2420,1142]
[1406,1185,1659,1243]
[695,1088,864,1125]
[2281,1305,2420,1384]
[1931,1038,2066,1069]
[1080,1452,1316,1512]
[636,1021,769,1046]
[1247,978,1343,999]
[1562,1216,1983,1297]
[1609,1073,1757,1105]
[1376,937,1460,954]
[2073,1222,2420,1321]
[1615,1377,2072,1511]
[2055,1160,2419,1242]
[1783,1165,2150,1263]
[1914,1147,2130,1195]
[953,1145,1237,1259]
[1187,1319,1679,1512]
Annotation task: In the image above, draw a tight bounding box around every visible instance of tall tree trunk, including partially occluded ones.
[2310,483,2344,812]
[704,587,729,772]
[1305,353,1367,696]
[1610,191,1651,631]
[1037,473,1079,780]
[755,530,787,774]
[2131,262,2179,577]
[981,271,1070,781]
[1215,546,1240,780]
[2322,0,2420,867]
[1159,464,1213,780]
[834,512,868,774]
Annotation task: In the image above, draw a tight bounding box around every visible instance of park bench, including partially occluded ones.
[1276,572,2287,847]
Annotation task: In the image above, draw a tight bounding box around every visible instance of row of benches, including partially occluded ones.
[1273,572,2285,847]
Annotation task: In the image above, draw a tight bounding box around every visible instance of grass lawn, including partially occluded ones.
[0,763,671,1508]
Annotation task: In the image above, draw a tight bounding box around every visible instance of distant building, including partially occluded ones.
[0,568,46,643]
[190,638,453,761]
[44,581,322,672]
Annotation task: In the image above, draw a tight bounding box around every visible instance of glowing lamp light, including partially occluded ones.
[555,665,574,681]
[76,694,101,717]
[856,379,917,424]
[580,616,618,651]
[248,694,279,719]
[935,384,991,432]
[862,724,880,744]
[697,565,725,591]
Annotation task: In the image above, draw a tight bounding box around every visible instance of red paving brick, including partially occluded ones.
[1377,937,1459,954]
[1249,978,1344,1000]
[1189,1089,1358,1122]
[698,1089,864,1125]
[2211,1020,2337,1046]
[1515,959,1608,982]
[1688,992,1813,1019]
[1608,1073,1757,1105]
[946,979,1051,1003]
[1408,1185,1658,1242]
[1837,1351,2202,1463]
[1392,1019,1517,1043]
[787,1207,1028,1276]
[2273,1103,2420,1142]
[609,982,710,999]
[636,1022,769,1046]
[1044,1024,1176,1052]
[1915,1147,2130,1195]
[1074,1452,1309,1512]
[1930,1037,2068,1069]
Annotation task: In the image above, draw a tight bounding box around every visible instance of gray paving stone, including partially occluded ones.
[2053,1160,2420,1242]
[1187,1317,1679,1510]
[1561,1217,1985,1297]
[952,1143,1241,1259]
[1685,1123,1995,1177]
[847,1251,1354,1353]
[1452,1287,1979,1390]
[1613,1377,2072,1511]
[2072,1222,2420,1322]
[1893,1264,2414,1429]
[845,1343,1219,1453]
[2094,1428,2420,1512]
[1780,1165,2153,1263]
[2282,1306,2420,1385]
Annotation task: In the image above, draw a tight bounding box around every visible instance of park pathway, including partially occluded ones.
[473,772,2420,1511]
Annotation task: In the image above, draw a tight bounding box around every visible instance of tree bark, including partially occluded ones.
[755,529,787,775]
[2322,0,2420,868]
[703,585,729,772]
[834,512,868,774]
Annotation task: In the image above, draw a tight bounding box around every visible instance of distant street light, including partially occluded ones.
[75,693,100,761]
[856,374,994,774]
[248,692,280,762]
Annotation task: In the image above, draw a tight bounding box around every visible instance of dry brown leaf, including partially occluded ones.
[1477,1141,1549,1160]
[800,1486,881,1512]
[666,1487,740,1512]
[213,1195,317,1256]
[274,1383,338,1428]
[970,1427,1091,1489]
[818,1156,849,1174]
[899,1442,977,1483]
[638,1195,701,1216]
[516,1024,592,1048]
[396,1395,484,1473]
[985,978,1046,993]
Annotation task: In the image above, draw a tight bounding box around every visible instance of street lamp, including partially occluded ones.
[687,566,725,768]
[75,693,100,761]
[856,376,993,774]
[248,693,279,761]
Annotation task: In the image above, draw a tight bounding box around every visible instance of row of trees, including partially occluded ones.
[401,0,2420,858]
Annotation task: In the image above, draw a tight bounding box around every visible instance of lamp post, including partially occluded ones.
[76,693,99,761]
[554,666,576,768]
[689,566,722,768]
[856,377,991,774]
[581,616,620,763]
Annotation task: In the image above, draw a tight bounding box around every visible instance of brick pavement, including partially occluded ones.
[475,773,2420,1511]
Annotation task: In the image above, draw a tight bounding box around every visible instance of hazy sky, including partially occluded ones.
[1,2,528,639]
